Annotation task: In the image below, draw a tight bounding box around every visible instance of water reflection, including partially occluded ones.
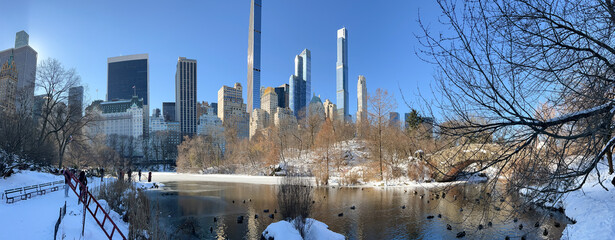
[146,181,567,239]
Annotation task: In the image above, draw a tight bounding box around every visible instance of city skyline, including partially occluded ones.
[0,1,443,119]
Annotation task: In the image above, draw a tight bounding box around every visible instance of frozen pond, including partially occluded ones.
[146,180,568,239]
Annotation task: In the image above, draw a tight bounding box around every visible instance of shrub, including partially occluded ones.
[277,175,313,237]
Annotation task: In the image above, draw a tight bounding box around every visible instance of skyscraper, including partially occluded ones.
[356,75,367,125]
[247,0,262,114]
[107,54,149,138]
[274,84,289,109]
[68,86,84,120]
[162,102,176,122]
[175,57,197,137]
[0,31,38,111]
[336,27,349,121]
[289,49,311,118]
[14,31,29,49]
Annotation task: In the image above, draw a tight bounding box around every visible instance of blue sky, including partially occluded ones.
[0,0,443,118]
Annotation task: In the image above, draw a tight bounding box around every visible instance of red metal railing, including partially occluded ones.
[67,172,127,240]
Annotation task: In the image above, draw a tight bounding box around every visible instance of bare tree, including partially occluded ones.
[277,174,313,237]
[418,0,615,204]
[367,88,397,181]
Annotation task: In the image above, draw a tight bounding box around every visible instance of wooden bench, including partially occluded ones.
[52,180,64,191]
[4,188,24,203]
[37,182,52,195]
[23,185,38,199]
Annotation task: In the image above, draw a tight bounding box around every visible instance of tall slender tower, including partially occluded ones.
[247,0,262,115]
[300,49,311,111]
[336,27,348,121]
[357,75,367,124]
[175,57,197,138]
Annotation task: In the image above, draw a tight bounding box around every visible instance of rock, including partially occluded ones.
[338,213,343,217]
[237,216,244,224]
[447,224,452,230]
[456,231,466,238]
[350,206,356,210]
[554,221,561,228]
[427,215,434,219]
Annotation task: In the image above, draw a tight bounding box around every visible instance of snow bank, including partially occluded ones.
[562,164,615,239]
[0,170,135,240]
[262,218,344,240]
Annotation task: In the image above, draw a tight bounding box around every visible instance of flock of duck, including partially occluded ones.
[214,188,561,238]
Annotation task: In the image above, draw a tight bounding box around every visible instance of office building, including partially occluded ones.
[389,112,400,127]
[289,49,311,118]
[261,87,278,116]
[0,56,18,113]
[107,54,149,138]
[68,86,84,120]
[218,83,249,138]
[247,0,262,114]
[175,57,197,137]
[309,95,325,122]
[0,31,38,111]
[357,75,367,125]
[336,28,349,121]
[162,102,176,122]
[274,84,289,108]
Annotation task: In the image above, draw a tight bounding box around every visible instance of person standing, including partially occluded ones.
[148,171,152,182]
[138,169,142,182]
[100,167,105,183]
[63,168,70,197]
[127,169,133,182]
[78,170,88,205]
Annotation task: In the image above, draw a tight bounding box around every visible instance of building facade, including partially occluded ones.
[274,84,289,109]
[356,75,367,125]
[162,102,176,122]
[68,86,84,120]
[175,57,197,137]
[0,31,38,111]
[249,108,269,139]
[0,56,18,114]
[99,96,144,139]
[107,54,149,138]
[261,87,278,116]
[336,28,349,121]
[323,99,337,121]
[247,0,262,114]
[289,49,311,118]
[218,83,249,138]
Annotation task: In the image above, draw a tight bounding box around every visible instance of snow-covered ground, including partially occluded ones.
[262,218,344,240]
[0,170,163,240]
[561,164,615,239]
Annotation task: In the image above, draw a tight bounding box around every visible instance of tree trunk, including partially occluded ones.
[608,147,614,175]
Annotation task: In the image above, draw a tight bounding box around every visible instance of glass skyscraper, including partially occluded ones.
[247,0,262,114]
[336,27,349,121]
[289,49,311,118]
[107,53,149,138]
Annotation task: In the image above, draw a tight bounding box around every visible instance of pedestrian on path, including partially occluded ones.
[127,169,133,182]
[78,170,87,205]
[148,171,152,182]
[63,168,70,197]
[100,167,104,183]
[138,169,142,182]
